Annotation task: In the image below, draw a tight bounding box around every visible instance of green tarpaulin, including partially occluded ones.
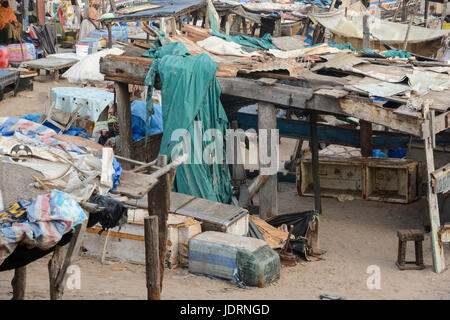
[210,31,278,50]
[143,42,233,204]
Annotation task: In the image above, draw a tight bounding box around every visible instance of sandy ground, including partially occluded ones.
[0,185,449,300]
[0,78,449,300]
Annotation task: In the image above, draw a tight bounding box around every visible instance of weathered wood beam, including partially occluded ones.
[218,77,314,110]
[423,104,446,274]
[147,154,171,291]
[340,98,423,137]
[100,55,153,85]
[115,82,134,169]
[258,102,278,218]
[431,163,450,194]
[99,57,427,137]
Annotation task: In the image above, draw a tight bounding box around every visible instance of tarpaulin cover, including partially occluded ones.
[130,100,163,140]
[265,210,319,260]
[211,31,278,50]
[310,6,450,44]
[0,190,87,266]
[143,42,233,204]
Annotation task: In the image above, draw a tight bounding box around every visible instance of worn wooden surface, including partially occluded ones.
[100,55,153,84]
[113,170,158,199]
[431,163,450,194]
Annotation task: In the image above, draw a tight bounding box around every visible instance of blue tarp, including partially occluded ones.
[130,100,163,141]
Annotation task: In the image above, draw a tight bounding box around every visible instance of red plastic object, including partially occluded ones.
[0,47,9,68]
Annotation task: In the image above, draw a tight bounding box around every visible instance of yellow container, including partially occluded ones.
[66,35,74,41]
[443,23,450,30]
[100,39,107,48]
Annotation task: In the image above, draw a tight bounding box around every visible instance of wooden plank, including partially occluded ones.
[340,98,423,137]
[114,170,158,199]
[423,104,446,274]
[218,77,314,110]
[258,102,278,219]
[421,111,450,139]
[100,55,153,84]
[431,163,450,194]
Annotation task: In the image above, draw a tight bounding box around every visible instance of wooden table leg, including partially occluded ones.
[11,266,26,300]
[144,215,161,300]
[147,154,170,291]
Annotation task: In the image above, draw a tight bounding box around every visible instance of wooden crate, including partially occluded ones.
[296,156,422,203]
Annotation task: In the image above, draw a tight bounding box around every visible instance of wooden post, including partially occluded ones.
[258,102,278,219]
[423,104,446,274]
[424,0,429,27]
[107,23,112,49]
[147,154,170,290]
[114,81,133,169]
[402,0,408,22]
[144,216,161,300]
[48,218,88,300]
[360,121,373,157]
[36,0,45,25]
[231,120,246,181]
[310,111,322,214]
[403,3,418,51]
[362,13,370,50]
[109,0,117,12]
[48,246,64,300]
[11,267,26,300]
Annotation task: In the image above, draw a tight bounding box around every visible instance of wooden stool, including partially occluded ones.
[396,229,425,270]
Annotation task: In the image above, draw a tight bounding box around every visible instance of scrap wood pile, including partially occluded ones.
[121,11,450,122]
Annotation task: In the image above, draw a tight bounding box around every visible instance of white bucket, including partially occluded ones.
[76,43,89,57]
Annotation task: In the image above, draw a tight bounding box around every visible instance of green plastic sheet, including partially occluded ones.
[143,43,233,204]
